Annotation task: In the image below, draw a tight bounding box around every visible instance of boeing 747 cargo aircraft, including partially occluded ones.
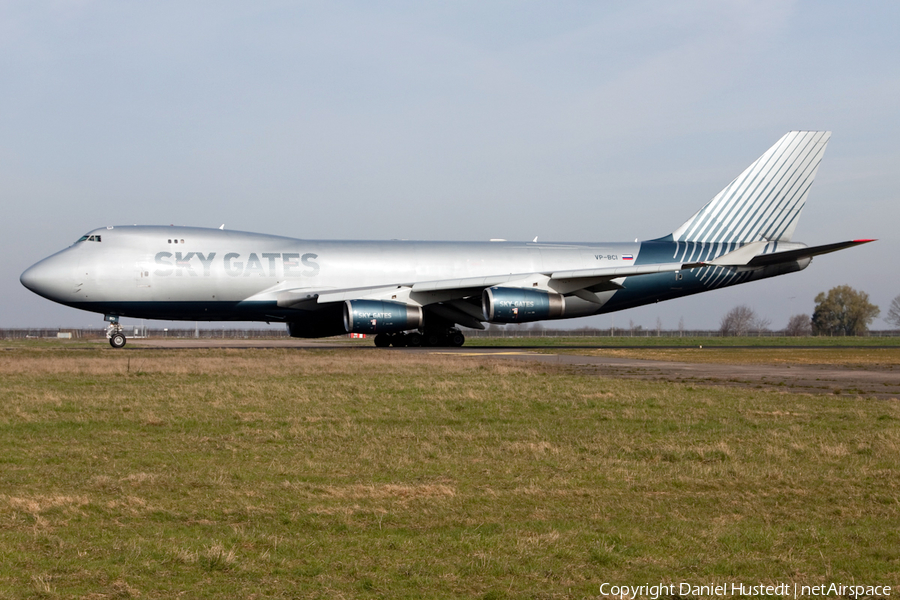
[21,131,872,348]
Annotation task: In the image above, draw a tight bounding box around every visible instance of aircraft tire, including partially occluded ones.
[391,335,408,347]
[373,334,391,347]
[109,333,127,349]
[449,331,465,347]
[406,333,422,347]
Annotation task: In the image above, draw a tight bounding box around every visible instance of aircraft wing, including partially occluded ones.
[270,240,873,315]
[275,261,702,310]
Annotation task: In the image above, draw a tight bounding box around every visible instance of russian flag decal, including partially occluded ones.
[622,254,634,260]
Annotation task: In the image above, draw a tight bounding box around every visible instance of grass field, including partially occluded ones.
[561,347,900,368]
[5,334,900,351]
[1,347,898,598]
[464,335,900,348]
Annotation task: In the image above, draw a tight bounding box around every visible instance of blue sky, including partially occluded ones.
[2,1,897,329]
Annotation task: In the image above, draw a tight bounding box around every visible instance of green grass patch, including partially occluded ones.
[0,348,897,598]
[467,335,900,347]
[548,346,900,368]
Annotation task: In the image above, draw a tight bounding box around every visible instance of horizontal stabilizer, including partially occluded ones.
[687,239,875,269]
[746,239,875,267]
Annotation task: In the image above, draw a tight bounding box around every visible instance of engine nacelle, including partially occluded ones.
[343,300,424,334]
[482,287,565,323]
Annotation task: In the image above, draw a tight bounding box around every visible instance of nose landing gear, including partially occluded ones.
[105,315,126,348]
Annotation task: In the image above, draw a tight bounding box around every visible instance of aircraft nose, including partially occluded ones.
[20,260,53,297]
[20,254,77,301]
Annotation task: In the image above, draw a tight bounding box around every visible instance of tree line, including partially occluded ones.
[721,285,897,336]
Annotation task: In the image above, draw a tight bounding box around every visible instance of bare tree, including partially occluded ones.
[720,305,757,336]
[753,315,771,335]
[720,305,773,336]
[784,314,812,336]
[886,295,900,329]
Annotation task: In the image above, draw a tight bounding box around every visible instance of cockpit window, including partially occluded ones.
[76,234,102,243]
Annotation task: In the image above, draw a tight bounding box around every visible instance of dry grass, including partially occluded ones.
[573,346,900,367]
[0,347,490,375]
[0,347,898,598]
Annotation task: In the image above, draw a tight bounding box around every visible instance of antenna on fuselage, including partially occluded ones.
[219,224,225,230]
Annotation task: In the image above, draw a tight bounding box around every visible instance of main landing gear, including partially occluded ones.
[374,327,465,348]
[105,315,126,349]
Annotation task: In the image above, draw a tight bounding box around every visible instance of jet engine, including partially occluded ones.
[482,287,565,323]
[343,300,424,334]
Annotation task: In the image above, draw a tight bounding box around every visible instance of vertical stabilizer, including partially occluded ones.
[670,131,830,244]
